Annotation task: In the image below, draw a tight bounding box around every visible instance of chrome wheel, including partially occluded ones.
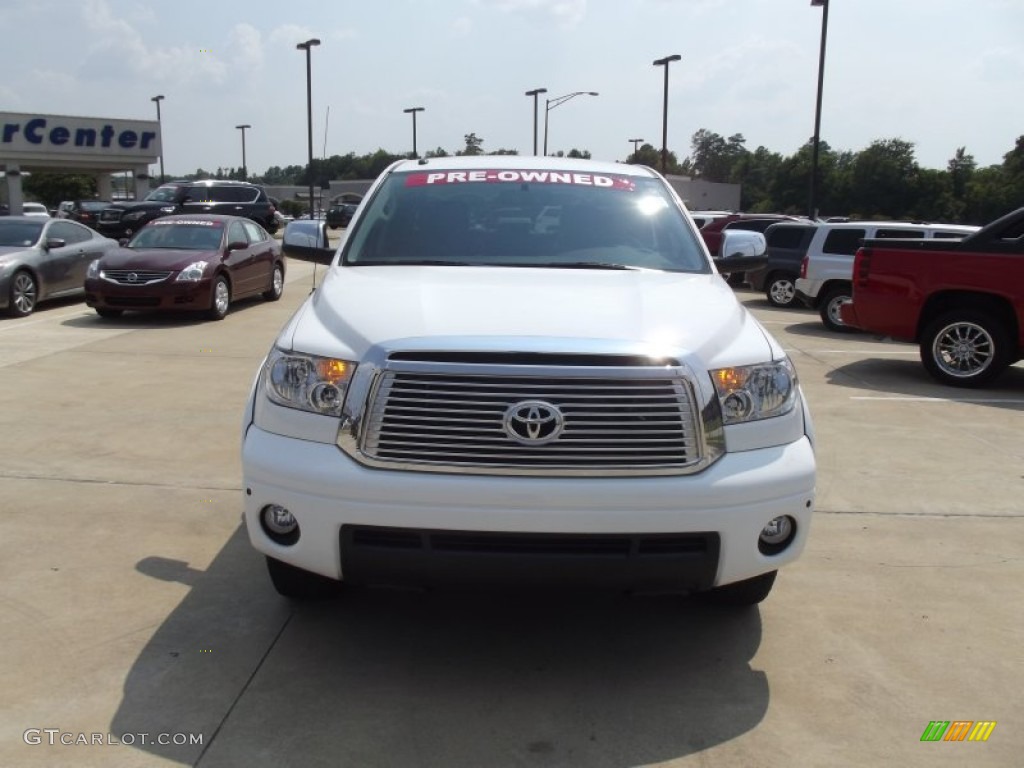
[207,277,230,320]
[921,310,1010,388]
[263,264,284,301]
[9,271,37,317]
[931,321,994,379]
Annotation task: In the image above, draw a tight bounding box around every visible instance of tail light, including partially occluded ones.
[799,255,809,279]
[854,247,872,287]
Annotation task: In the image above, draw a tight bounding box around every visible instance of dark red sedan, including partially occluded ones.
[84,214,285,320]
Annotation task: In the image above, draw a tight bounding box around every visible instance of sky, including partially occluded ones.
[1,0,1022,179]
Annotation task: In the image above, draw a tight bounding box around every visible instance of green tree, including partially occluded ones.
[458,133,484,156]
[22,173,97,209]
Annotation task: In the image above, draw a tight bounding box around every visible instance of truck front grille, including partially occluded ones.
[354,363,706,476]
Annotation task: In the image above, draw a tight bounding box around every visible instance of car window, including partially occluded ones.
[343,169,709,273]
[241,220,266,243]
[0,219,44,246]
[766,226,810,249]
[130,222,224,250]
[145,185,185,203]
[49,220,92,244]
[228,221,248,245]
[821,228,867,255]
[875,228,925,239]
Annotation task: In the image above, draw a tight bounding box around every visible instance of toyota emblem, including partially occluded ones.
[503,400,565,445]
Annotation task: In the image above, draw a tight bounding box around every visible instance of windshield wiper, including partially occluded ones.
[537,261,644,271]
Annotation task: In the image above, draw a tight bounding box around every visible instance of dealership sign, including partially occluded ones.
[0,112,160,164]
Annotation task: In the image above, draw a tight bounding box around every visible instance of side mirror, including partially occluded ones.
[716,230,767,273]
[44,238,67,250]
[226,241,248,252]
[281,220,335,265]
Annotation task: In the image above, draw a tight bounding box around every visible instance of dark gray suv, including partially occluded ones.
[98,180,278,239]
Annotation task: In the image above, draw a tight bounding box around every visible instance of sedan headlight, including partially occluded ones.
[264,348,355,417]
[87,259,100,278]
[711,358,797,425]
[175,261,209,282]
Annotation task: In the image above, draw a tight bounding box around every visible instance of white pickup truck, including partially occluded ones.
[242,157,816,606]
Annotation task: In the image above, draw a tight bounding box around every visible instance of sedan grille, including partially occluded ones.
[356,364,705,475]
[102,270,173,285]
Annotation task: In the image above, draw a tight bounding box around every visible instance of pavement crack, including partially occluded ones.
[0,471,240,492]
[194,609,295,767]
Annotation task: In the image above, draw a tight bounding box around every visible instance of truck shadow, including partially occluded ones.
[111,526,770,767]
[826,357,1024,410]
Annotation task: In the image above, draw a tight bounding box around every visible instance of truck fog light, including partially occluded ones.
[261,504,300,545]
[758,515,795,555]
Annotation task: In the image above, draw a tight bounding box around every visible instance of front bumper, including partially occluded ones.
[84,276,214,311]
[794,278,822,308]
[242,424,816,591]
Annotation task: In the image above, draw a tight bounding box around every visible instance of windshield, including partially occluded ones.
[128,221,224,250]
[143,185,184,204]
[342,169,709,273]
[0,219,44,247]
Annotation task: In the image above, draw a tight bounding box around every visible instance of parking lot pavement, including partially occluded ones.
[0,279,1021,767]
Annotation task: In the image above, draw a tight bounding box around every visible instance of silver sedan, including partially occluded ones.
[0,216,119,317]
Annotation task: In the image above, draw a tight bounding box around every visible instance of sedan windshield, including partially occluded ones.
[342,169,709,273]
[129,223,224,250]
[0,219,44,247]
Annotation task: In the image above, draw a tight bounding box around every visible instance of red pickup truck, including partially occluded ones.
[842,206,1024,387]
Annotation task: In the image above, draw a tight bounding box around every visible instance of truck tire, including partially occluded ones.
[266,557,340,599]
[819,286,856,333]
[765,272,798,308]
[697,571,777,606]
[920,310,1012,388]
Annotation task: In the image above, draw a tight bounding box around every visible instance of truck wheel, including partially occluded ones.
[766,273,798,307]
[697,571,777,607]
[266,557,340,599]
[920,310,1012,388]
[819,286,856,333]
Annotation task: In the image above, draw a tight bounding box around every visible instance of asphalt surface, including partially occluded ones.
[1,259,1021,767]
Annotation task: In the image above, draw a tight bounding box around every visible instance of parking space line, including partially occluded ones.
[0,307,91,332]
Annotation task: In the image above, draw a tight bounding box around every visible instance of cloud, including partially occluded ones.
[484,0,587,28]
[269,24,321,49]
[228,23,264,71]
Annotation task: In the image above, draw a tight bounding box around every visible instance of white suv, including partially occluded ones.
[242,156,816,606]
[795,221,978,331]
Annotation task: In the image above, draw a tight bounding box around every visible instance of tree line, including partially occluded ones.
[18,130,1023,225]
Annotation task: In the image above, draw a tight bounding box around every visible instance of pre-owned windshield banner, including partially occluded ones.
[404,170,636,191]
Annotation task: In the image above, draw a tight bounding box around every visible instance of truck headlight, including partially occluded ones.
[175,261,209,282]
[711,358,797,425]
[264,347,355,417]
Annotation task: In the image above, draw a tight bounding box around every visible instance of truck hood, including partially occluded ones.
[280,266,773,371]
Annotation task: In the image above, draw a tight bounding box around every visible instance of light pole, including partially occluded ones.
[151,95,165,182]
[628,138,645,159]
[524,88,547,155]
[809,0,830,219]
[652,54,681,174]
[403,107,425,158]
[297,38,321,217]
[235,124,251,180]
[543,91,598,157]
